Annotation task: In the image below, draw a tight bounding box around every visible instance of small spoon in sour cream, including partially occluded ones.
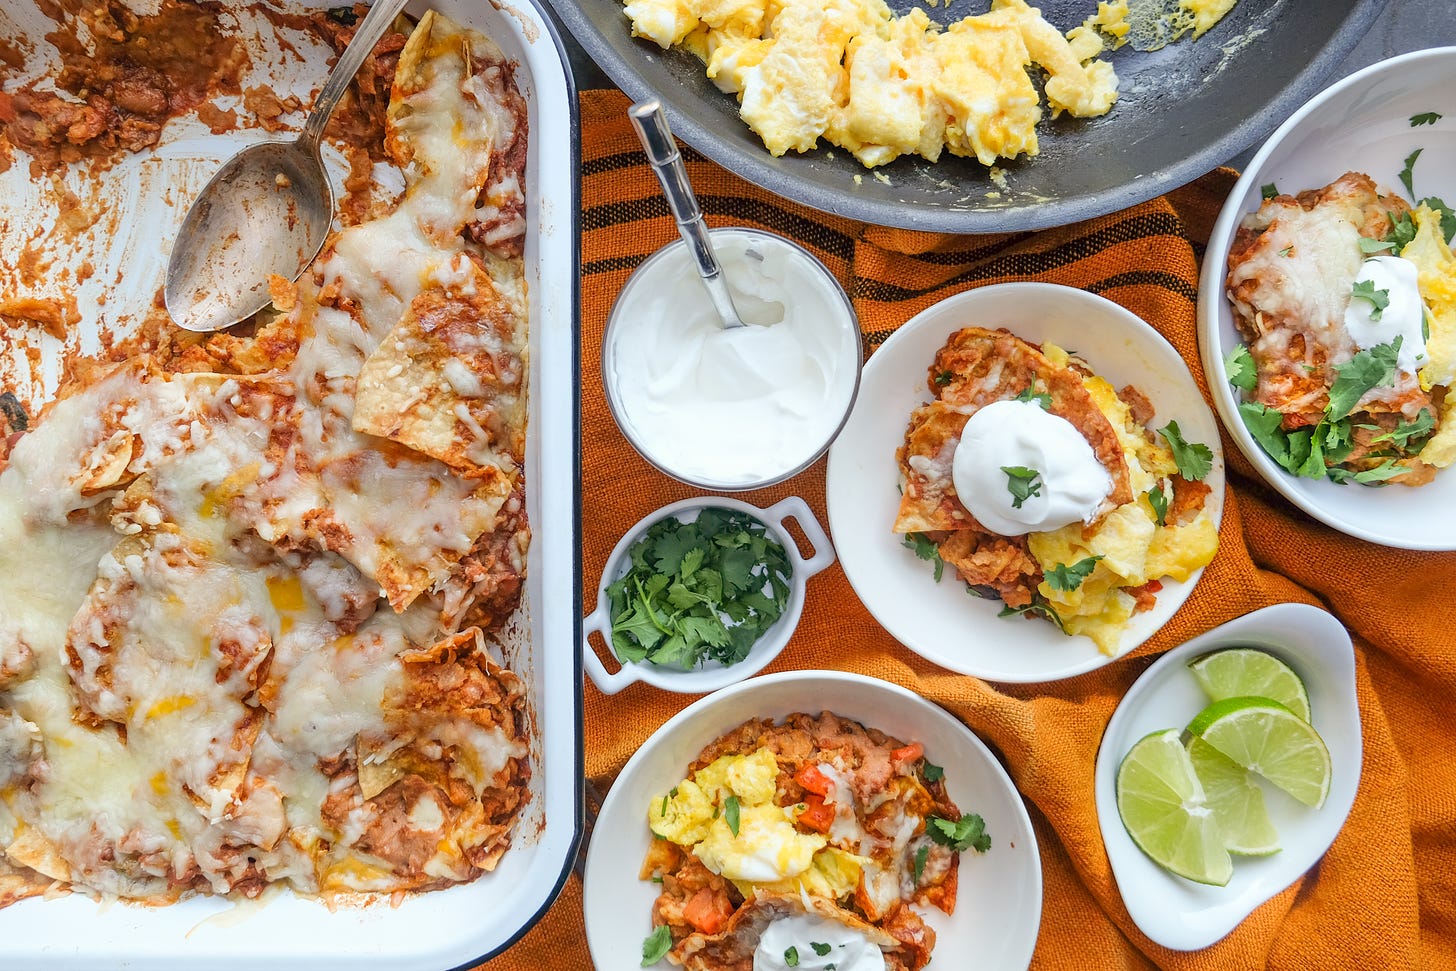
[627,100,748,330]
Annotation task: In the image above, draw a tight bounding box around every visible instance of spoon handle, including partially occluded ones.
[302,0,413,146]
[629,100,746,329]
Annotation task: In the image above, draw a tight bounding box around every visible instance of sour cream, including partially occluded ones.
[754,914,886,971]
[1344,255,1429,372]
[605,229,860,487]
[952,399,1112,535]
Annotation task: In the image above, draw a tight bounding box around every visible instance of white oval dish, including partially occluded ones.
[1197,47,1456,549]
[826,283,1225,683]
[1093,603,1362,951]
[582,495,835,695]
[582,670,1042,970]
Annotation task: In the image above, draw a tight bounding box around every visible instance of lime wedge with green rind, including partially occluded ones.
[1186,735,1281,856]
[1188,648,1312,722]
[1187,696,1331,809]
[1116,728,1233,886]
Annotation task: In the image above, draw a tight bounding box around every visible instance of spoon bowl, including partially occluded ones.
[164,140,333,332]
[164,0,409,332]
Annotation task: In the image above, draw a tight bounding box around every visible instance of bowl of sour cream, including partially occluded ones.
[602,227,862,490]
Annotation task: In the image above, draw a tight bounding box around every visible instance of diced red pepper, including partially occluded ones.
[796,794,836,833]
[891,743,924,764]
[794,763,833,796]
[682,888,733,935]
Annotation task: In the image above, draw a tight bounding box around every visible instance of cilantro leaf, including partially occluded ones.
[1419,195,1456,243]
[811,942,833,957]
[1045,555,1103,592]
[903,532,944,582]
[1353,459,1407,483]
[1224,343,1257,393]
[933,370,954,387]
[1411,112,1442,127]
[1350,278,1391,321]
[1328,339,1401,420]
[725,795,740,837]
[1002,465,1044,509]
[1359,236,1396,254]
[922,759,945,784]
[1148,484,1169,527]
[784,946,800,968]
[912,844,929,886]
[1279,245,1293,257]
[1239,401,1292,467]
[1400,148,1423,198]
[1261,182,1279,200]
[1157,421,1213,481]
[1368,408,1436,450]
[1015,385,1051,409]
[642,925,672,966]
[1386,211,1418,250]
[927,813,992,853]
[999,593,1067,633]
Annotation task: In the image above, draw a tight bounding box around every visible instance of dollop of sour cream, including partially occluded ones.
[607,230,859,486]
[753,914,886,971]
[1345,255,1429,372]
[952,399,1112,535]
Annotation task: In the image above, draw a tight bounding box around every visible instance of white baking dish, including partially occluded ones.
[0,0,582,966]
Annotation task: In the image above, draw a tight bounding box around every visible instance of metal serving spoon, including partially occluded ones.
[628,100,747,330]
[164,0,410,333]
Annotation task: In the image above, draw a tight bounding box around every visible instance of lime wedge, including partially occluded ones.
[1188,649,1312,722]
[1116,729,1233,886]
[1186,736,1280,856]
[1187,697,1331,809]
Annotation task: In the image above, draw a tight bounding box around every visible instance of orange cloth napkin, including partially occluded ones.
[481,90,1456,970]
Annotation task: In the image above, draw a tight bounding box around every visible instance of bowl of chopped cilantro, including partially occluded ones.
[1199,47,1456,549]
[584,496,835,694]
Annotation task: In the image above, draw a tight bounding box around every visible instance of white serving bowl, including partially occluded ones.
[1197,47,1456,549]
[582,670,1042,970]
[826,283,1225,683]
[1094,603,1362,951]
[582,495,834,695]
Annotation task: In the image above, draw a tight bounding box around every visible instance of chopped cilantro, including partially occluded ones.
[1386,211,1418,250]
[912,844,929,886]
[642,925,672,966]
[1411,111,1442,127]
[606,508,792,670]
[812,942,833,957]
[1261,182,1279,200]
[784,946,800,967]
[1350,278,1391,321]
[1329,458,1407,484]
[998,593,1067,633]
[903,532,944,582]
[1419,196,1456,243]
[1400,148,1423,198]
[1328,339,1401,420]
[1368,408,1436,450]
[1014,385,1052,409]
[1148,485,1169,527]
[922,759,945,784]
[933,370,954,387]
[1157,421,1213,481]
[927,813,992,853]
[1359,237,1396,254]
[725,795,740,837]
[1045,555,1104,592]
[1002,465,1044,509]
[1225,343,1257,393]
[1279,245,1293,257]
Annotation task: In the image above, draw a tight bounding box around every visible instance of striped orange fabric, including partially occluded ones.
[480,89,1455,971]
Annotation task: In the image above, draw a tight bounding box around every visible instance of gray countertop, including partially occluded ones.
[560,0,1453,175]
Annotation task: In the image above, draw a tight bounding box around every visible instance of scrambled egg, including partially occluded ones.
[622,0,1234,169]
[1027,343,1218,654]
[649,747,867,897]
[1403,204,1456,467]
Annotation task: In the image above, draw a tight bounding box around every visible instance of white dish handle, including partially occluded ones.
[582,601,640,695]
[762,495,836,579]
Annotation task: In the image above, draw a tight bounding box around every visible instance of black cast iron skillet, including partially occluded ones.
[550,0,1385,231]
